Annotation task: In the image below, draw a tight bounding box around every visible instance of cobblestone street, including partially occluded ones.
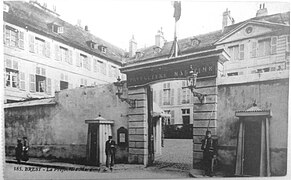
[153,139,193,171]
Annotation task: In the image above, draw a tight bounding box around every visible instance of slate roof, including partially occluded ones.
[125,11,289,65]
[3,1,125,65]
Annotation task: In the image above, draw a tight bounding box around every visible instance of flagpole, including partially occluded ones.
[174,20,178,57]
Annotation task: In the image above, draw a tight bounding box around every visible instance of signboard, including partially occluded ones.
[126,58,217,87]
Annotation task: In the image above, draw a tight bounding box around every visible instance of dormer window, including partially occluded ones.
[135,51,143,58]
[153,46,161,54]
[87,40,96,49]
[50,23,63,34]
[98,45,107,53]
[3,3,9,12]
[190,37,201,47]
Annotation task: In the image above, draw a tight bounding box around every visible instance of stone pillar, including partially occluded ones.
[192,78,218,164]
[127,87,148,165]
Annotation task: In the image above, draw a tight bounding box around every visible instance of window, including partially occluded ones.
[5,58,19,89]
[30,35,50,57]
[227,72,238,76]
[81,54,91,71]
[35,37,45,56]
[181,81,190,104]
[164,110,171,125]
[228,44,244,60]
[109,65,119,78]
[4,25,24,49]
[52,24,63,34]
[98,45,107,53]
[98,61,106,75]
[182,109,190,125]
[163,83,171,105]
[93,59,98,72]
[60,73,69,90]
[80,78,87,87]
[258,37,277,57]
[35,67,46,93]
[258,39,271,57]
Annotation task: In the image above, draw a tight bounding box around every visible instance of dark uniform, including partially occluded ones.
[22,137,29,161]
[105,136,116,170]
[15,139,23,163]
[201,131,217,176]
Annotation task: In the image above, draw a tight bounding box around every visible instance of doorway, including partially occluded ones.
[243,119,262,176]
[88,123,99,166]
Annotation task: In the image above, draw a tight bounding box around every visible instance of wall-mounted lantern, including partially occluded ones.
[114,76,137,108]
[187,65,207,104]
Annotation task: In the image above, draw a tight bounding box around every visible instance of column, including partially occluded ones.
[127,87,148,165]
[193,78,218,164]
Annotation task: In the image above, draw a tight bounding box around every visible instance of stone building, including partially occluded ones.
[3,1,126,103]
[123,5,289,176]
[127,7,289,126]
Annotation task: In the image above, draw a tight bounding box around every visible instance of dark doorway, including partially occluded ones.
[88,123,99,166]
[243,119,262,176]
[147,86,155,166]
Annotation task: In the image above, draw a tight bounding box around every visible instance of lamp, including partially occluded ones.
[187,65,206,104]
[114,76,136,108]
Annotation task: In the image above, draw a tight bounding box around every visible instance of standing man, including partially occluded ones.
[15,138,23,164]
[201,130,217,177]
[22,137,29,161]
[105,136,116,171]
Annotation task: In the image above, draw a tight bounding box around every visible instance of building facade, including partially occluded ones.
[127,6,289,126]
[3,1,125,103]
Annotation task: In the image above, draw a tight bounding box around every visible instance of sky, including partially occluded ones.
[33,0,289,51]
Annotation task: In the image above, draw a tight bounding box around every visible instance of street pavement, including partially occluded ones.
[4,139,200,179]
[154,139,192,171]
[4,163,191,179]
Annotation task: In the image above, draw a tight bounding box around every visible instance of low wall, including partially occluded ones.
[5,84,129,164]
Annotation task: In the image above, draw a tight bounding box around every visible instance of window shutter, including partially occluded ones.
[159,89,162,106]
[54,79,60,91]
[108,64,112,77]
[76,52,80,67]
[170,110,175,123]
[19,72,25,90]
[45,41,50,57]
[3,25,6,45]
[239,44,244,60]
[271,36,277,54]
[93,59,97,72]
[68,50,73,64]
[29,74,36,92]
[170,89,175,105]
[5,58,12,68]
[13,60,18,70]
[18,31,24,49]
[88,56,91,71]
[251,41,257,58]
[46,78,52,95]
[177,88,181,105]
[29,34,34,53]
[55,45,60,61]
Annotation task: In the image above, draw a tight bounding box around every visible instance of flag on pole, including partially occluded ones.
[173,1,181,22]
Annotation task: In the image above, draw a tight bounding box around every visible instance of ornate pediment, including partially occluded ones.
[216,21,288,45]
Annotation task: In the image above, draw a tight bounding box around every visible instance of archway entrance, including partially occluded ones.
[121,48,229,167]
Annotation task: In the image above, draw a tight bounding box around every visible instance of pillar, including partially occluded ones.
[192,77,218,164]
[127,87,148,165]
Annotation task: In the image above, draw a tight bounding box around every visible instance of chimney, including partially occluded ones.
[129,35,137,57]
[155,27,165,48]
[77,19,82,27]
[256,3,268,17]
[222,8,235,31]
[85,25,89,31]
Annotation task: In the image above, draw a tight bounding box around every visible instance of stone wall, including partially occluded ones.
[5,84,129,164]
[217,76,289,176]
